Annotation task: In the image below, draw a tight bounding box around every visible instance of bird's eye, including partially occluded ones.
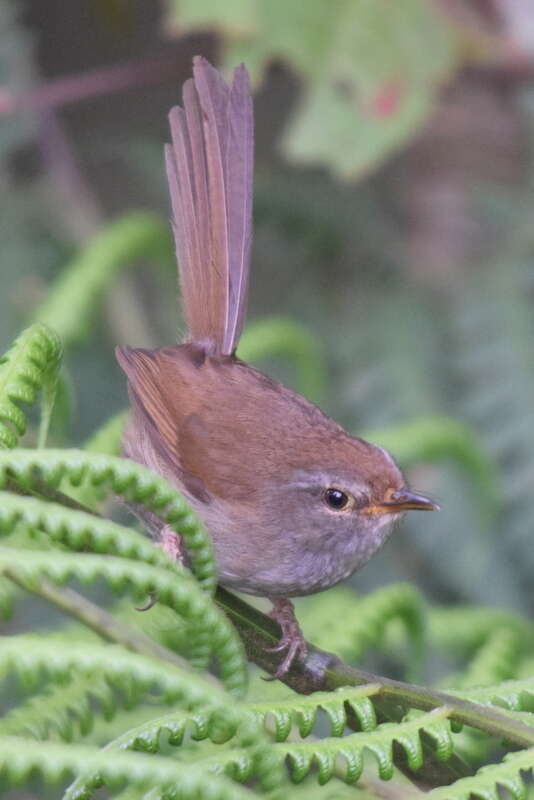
[324,488,350,510]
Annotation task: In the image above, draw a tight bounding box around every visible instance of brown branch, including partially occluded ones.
[216,587,534,748]
[0,51,183,115]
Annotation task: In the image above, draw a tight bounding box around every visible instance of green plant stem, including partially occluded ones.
[3,570,202,676]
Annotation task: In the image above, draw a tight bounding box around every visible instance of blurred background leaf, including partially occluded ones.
[167,0,458,177]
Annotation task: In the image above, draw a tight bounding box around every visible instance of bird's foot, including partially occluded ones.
[264,597,308,680]
[136,526,184,612]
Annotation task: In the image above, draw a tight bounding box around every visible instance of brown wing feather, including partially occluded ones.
[115,347,179,467]
[116,345,215,503]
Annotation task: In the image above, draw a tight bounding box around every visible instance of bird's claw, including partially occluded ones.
[263,598,308,680]
[135,591,158,612]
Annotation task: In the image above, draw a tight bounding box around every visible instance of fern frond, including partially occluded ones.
[0,736,253,800]
[238,317,326,404]
[34,213,172,346]
[246,684,379,739]
[67,703,454,793]
[0,548,247,694]
[298,584,425,677]
[277,708,453,784]
[429,606,534,657]
[0,448,216,592]
[0,322,61,448]
[66,699,287,798]
[0,675,122,740]
[453,676,534,712]
[0,490,175,569]
[63,709,239,799]
[196,707,453,786]
[0,635,228,708]
[426,747,534,799]
[451,628,522,689]
[75,683,380,757]
[4,680,379,755]
[77,704,174,747]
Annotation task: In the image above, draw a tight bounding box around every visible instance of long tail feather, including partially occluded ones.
[166,56,254,355]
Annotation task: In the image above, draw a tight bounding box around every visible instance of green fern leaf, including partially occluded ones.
[0,735,254,800]
[0,322,61,448]
[0,635,228,708]
[0,548,247,694]
[187,708,453,785]
[63,708,237,798]
[273,708,453,784]
[246,684,379,740]
[453,676,534,712]
[0,675,123,740]
[0,448,216,592]
[426,747,534,799]
[0,490,177,569]
[453,628,523,689]
[70,703,454,788]
[238,316,326,404]
[298,583,425,678]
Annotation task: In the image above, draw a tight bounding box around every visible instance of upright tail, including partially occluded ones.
[165,56,254,356]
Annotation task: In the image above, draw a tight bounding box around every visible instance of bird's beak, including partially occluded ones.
[368,490,440,514]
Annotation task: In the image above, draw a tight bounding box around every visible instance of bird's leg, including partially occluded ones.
[264,597,308,679]
[136,525,185,612]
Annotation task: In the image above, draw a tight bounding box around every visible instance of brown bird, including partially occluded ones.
[116,56,438,678]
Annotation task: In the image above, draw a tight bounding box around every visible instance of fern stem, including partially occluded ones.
[3,571,201,678]
[217,588,534,748]
[0,736,253,800]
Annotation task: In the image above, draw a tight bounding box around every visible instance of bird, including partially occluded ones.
[116,56,438,679]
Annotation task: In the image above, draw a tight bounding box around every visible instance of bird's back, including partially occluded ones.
[117,343,394,509]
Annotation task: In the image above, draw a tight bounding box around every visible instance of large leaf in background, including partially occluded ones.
[164,0,458,177]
